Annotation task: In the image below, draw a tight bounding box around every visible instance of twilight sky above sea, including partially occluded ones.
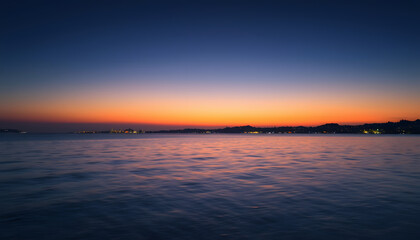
[1,0,419,132]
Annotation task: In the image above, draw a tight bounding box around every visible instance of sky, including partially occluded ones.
[1,0,419,132]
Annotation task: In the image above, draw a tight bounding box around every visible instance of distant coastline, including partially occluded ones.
[0,129,27,134]
[150,119,420,134]
[3,119,419,134]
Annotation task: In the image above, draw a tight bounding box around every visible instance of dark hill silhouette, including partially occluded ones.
[150,119,420,134]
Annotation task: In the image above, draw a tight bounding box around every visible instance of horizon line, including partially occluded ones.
[1,118,419,133]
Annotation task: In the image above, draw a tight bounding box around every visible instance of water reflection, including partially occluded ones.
[0,134,420,239]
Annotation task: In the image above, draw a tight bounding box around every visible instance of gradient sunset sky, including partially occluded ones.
[1,0,419,132]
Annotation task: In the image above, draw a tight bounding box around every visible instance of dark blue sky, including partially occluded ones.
[2,0,419,82]
[1,0,419,131]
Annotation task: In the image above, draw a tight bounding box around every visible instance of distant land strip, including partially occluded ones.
[2,119,420,134]
[151,119,420,134]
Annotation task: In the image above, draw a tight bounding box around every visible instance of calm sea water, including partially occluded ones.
[0,134,419,239]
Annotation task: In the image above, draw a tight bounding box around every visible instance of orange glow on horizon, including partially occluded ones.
[1,80,419,129]
[2,91,419,128]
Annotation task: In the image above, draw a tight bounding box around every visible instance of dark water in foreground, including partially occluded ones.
[0,134,419,239]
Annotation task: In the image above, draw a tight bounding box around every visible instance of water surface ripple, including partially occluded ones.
[1,134,419,239]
